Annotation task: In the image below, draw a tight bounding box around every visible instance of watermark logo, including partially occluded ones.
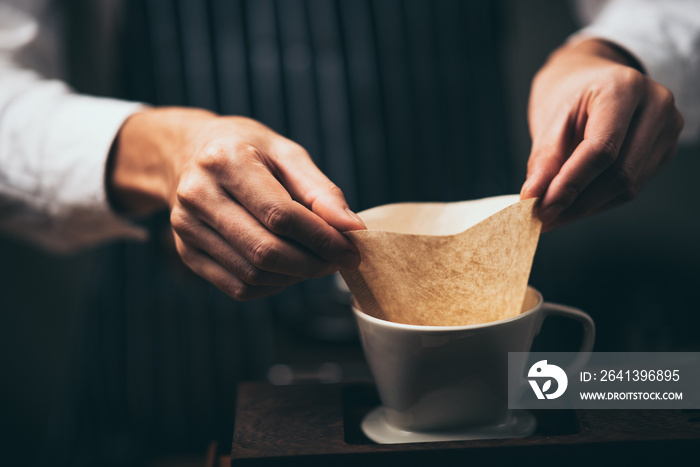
[510,352,699,409]
[528,360,568,400]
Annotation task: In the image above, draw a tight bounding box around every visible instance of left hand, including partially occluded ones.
[521,38,684,231]
[107,108,365,300]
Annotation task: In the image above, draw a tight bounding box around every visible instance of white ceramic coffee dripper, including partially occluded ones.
[353,286,595,444]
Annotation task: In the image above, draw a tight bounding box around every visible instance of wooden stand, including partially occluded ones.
[210,382,700,466]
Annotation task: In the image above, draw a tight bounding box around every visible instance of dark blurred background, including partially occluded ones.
[1,0,699,465]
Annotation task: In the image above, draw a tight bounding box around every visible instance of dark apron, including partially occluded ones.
[49,0,511,463]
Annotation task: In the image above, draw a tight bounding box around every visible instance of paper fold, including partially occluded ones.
[340,195,541,326]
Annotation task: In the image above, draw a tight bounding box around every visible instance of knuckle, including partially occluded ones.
[288,140,309,157]
[558,183,580,206]
[278,139,311,160]
[234,142,264,163]
[585,137,620,173]
[656,86,675,109]
[242,265,265,286]
[616,67,645,93]
[327,183,345,199]
[231,282,254,301]
[175,173,202,207]
[262,203,294,234]
[592,146,618,171]
[592,137,620,163]
[251,240,279,270]
[307,181,347,210]
[198,141,230,172]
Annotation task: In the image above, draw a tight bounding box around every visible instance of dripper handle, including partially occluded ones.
[541,301,596,373]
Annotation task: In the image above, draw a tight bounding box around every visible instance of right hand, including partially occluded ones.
[521,39,683,231]
[109,108,365,300]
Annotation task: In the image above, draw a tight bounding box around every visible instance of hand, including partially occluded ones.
[521,38,683,232]
[108,108,365,300]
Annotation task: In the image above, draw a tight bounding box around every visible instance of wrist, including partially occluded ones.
[555,37,645,73]
[107,107,217,215]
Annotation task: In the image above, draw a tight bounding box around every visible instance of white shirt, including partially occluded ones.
[1,0,699,252]
[0,0,146,252]
[573,0,700,140]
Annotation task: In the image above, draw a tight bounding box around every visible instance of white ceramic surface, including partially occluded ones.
[353,286,595,443]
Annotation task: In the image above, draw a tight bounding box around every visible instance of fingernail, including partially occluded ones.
[338,250,361,270]
[520,180,531,198]
[522,178,544,200]
[539,203,565,224]
[344,207,366,229]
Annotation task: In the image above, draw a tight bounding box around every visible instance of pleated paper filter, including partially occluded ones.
[340,195,541,326]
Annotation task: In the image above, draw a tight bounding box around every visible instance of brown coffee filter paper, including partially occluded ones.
[340,195,541,326]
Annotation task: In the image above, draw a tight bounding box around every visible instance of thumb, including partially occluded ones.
[273,143,367,232]
[310,188,367,232]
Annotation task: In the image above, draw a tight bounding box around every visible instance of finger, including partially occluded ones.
[625,84,681,179]
[171,211,304,287]
[521,110,575,201]
[595,142,678,214]
[214,145,361,268]
[537,89,642,224]
[547,100,677,228]
[174,182,339,278]
[268,141,367,232]
[173,232,285,301]
[542,183,638,233]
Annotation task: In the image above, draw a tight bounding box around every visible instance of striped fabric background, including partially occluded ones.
[47,0,512,463]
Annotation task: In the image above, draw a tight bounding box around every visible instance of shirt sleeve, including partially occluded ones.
[572,0,700,143]
[0,1,148,252]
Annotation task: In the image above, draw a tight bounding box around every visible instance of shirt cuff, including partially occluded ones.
[0,84,149,252]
